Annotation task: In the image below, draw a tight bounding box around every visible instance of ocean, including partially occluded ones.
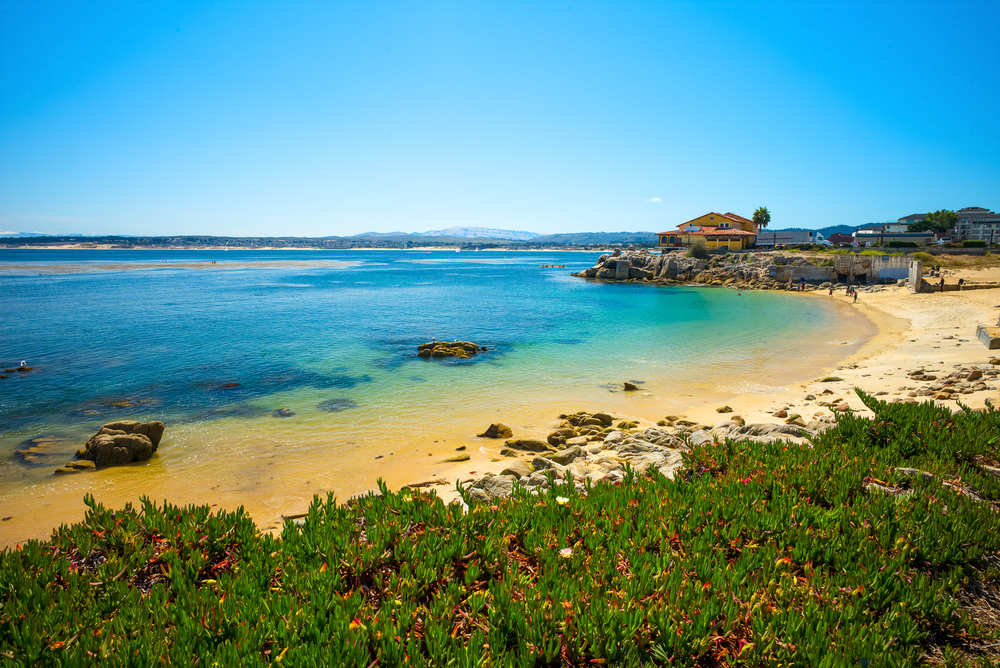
[0,249,874,544]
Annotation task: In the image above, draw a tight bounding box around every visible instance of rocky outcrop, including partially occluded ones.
[76,421,165,467]
[418,341,484,359]
[573,250,869,292]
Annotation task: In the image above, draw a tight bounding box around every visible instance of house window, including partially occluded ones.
[719,222,730,229]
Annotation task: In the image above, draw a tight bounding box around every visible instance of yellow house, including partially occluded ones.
[657,212,759,250]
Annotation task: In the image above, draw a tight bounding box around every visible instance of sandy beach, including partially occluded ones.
[422,266,1000,504]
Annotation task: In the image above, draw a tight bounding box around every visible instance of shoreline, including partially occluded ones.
[3,266,999,547]
[414,276,1000,507]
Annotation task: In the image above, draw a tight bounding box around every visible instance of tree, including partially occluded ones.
[753,206,771,230]
[908,210,957,235]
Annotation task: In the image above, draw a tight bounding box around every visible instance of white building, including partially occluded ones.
[956,207,1000,242]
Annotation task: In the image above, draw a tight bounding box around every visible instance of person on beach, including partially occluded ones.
[853,292,858,303]
[829,286,834,297]
[939,277,945,292]
[799,277,806,292]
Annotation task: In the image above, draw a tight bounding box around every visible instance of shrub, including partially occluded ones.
[3,395,1000,665]
[687,243,709,260]
[964,240,987,248]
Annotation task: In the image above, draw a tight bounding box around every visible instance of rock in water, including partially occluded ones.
[78,420,165,467]
[477,423,513,439]
[623,382,639,391]
[417,341,482,359]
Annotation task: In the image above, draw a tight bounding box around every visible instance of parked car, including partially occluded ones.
[937,237,953,245]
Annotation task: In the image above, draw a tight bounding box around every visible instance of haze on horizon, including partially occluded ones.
[1,1,997,238]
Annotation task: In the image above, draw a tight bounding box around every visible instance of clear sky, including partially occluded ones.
[1,1,997,237]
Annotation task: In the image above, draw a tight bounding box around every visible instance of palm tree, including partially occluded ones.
[753,206,771,231]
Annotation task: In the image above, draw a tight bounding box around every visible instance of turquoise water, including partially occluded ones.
[0,249,873,543]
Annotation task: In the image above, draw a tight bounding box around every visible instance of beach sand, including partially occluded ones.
[424,272,1000,505]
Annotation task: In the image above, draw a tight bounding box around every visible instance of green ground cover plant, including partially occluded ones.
[3,392,1000,666]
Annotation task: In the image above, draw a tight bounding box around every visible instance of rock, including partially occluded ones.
[465,475,515,502]
[549,446,584,466]
[617,420,639,430]
[773,409,788,418]
[503,439,550,453]
[417,341,481,359]
[442,454,470,462]
[716,406,733,413]
[271,408,295,418]
[688,430,713,447]
[547,428,576,446]
[101,420,165,448]
[820,376,844,382]
[78,421,165,467]
[989,358,1000,366]
[784,414,801,423]
[477,423,513,439]
[564,436,589,447]
[499,448,519,457]
[531,457,564,472]
[834,404,851,412]
[785,418,807,427]
[603,430,624,444]
[623,382,639,391]
[730,415,746,426]
[54,460,96,474]
[967,369,984,381]
[592,412,615,426]
[500,460,533,479]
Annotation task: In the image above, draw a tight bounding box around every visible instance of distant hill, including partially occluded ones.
[419,227,540,240]
[528,231,657,246]
[769,225,862,236]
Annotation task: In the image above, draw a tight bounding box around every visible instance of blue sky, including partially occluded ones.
[1,1,997,237]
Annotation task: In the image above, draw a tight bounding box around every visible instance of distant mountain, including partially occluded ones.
[0,231,84,237]
[420,227,540,241]
[528,231,657,245]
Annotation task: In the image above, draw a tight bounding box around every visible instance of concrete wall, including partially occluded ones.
[908,261,923,294]
[769,265,835,282]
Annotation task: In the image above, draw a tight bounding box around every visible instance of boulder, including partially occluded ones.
[417,341,481,359]
[967,369,984,381]
[547,428,576,446]
[688,430,713,447]
[464,475,515,503]
[500,460,534,479]
[503,438,549,453]
[78,421,165,467]
[549,445,584,466]
[596,267,616,279]
[477,423,513,439]
[592,412,614,426]
[623,382,639,391]
[716,406,732,413]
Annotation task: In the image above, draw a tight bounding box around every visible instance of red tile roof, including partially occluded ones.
[723,212,754,225]
[656,228,755,237]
